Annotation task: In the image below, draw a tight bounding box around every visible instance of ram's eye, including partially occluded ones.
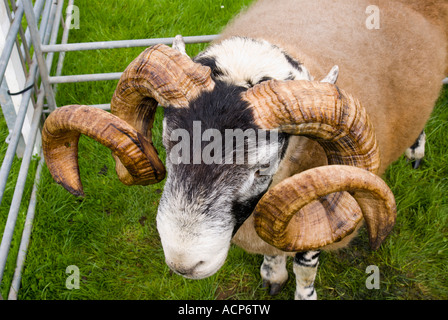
[254,165,271,178]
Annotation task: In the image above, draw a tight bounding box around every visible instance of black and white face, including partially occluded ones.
[156,37,308,279]
[157,83,288,279]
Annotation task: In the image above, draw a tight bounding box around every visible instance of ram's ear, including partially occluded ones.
[320,65,339,84]
[172,35,187,56]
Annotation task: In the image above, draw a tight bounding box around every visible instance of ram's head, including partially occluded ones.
[42,44,396,279]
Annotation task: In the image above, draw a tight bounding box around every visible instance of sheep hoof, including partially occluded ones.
[412,158,422,169]
[405,130,426,169]
[262,280,285,296]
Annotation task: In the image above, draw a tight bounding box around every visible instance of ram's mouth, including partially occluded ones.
[168,257,226,280]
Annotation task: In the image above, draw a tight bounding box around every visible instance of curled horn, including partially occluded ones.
[242,80,396,251]
[42,105,165,196]
[253,166,396,251]
[109,44,214,185]
[42,44,214,196]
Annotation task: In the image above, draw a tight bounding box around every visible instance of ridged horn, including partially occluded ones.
[242,80,381,173]
[41,105,165,197]
[254,166,396,251]
[110,44,215,185]
[242,80,396,250]
[42,44,214,196]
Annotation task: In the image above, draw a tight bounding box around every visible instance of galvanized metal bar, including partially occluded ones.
[49,72,122,83]
[0,0,54,207]
[42,34,219,52]
[21,0,46,60]
[0,0,63,292]
[39,0,57,52]
[89,103,110,110]
[0,4,24,86]
[11,0,41,104]
[22,0,57,111]
[45,0,64,71]
[55,0,74,74]
[53,0,74,95]
[42,0,58,52]
[443,77,448,85]
[48,35,218,84]
[0,66,37,208]
[0,87,44,285]
[7,154,44,300]
[41,103,112,113]
[0,78,26,157]
[15,0,39,70]
[2,0,28,78]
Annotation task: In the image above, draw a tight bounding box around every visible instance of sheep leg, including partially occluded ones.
[260,255,288,295]
[293,250,320,300]
[405,130,426,169]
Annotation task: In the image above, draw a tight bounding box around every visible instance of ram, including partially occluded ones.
[41,0,447,299]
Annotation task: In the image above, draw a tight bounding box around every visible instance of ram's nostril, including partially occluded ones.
[170,260,205,277]
[175,268,190,276]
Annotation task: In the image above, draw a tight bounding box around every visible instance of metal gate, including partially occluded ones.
[0,0,216,299]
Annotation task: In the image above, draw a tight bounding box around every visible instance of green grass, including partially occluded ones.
[0,0,447,300]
